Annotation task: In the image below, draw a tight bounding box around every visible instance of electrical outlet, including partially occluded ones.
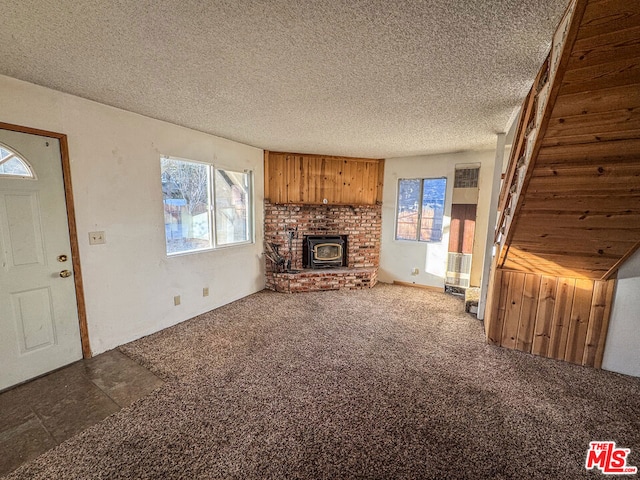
[88,231,106,245]
[174,295,181,306]
[203,287,209,297]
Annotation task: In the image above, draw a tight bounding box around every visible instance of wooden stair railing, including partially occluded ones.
[494,0,586,265]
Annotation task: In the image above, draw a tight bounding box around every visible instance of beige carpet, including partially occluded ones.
[6,284,640,479]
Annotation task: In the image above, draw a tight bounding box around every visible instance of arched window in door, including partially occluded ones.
[0,143,35,178]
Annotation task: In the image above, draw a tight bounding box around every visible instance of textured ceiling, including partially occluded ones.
[1,0,569,158]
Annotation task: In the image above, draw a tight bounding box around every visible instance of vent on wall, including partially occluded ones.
[454,168,479,188]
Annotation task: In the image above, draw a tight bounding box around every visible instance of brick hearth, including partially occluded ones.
[264,201,381,292]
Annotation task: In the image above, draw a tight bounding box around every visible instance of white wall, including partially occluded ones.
[0,75,265,355]
[602,248,640,377]
[379,150,496,288]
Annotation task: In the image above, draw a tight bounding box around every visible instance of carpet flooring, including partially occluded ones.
[5,284,640,479]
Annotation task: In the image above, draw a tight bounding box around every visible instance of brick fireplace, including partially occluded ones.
[264,200,381,292]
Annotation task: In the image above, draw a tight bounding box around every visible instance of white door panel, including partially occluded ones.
[1,191,46,267]
[0,129,82,391]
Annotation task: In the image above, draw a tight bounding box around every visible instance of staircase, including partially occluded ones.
[485,0,640,368]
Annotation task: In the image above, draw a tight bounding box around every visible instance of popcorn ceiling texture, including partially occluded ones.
[0,0,569,158]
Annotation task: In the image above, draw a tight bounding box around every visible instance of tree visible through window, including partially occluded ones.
[396,177,446,242]
[161,157,252,255]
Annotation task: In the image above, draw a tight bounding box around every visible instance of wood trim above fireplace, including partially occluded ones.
[264,150,384,206]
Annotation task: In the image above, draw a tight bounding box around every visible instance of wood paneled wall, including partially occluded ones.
[485,268,615,368]
[497,0,640,280]
[265,151,384,205]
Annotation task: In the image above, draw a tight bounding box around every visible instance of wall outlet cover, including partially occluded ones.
[89,231,106,245]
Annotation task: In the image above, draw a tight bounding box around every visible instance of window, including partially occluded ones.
[396,177,446,242]
[161,157,252,255]
[0,144,34,178]
[213,169,251,246]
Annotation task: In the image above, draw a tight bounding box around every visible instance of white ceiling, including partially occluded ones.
[1,0,569,158]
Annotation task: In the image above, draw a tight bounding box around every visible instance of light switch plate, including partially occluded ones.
[89,231,106,245]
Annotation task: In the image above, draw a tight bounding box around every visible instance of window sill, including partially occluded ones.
[166,241,255,258]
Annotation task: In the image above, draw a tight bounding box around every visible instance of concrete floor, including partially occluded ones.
[0,350,164,477]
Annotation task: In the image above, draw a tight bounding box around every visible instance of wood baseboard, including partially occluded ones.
[392,280,443,292]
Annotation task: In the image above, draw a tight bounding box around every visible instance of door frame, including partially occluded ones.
[0,122,91,358]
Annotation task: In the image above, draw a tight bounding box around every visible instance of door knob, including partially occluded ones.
[59,270,72,278]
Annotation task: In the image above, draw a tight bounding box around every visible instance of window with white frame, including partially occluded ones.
[396,177,446,242]
[161,156,252,255]
[213,168,251,246]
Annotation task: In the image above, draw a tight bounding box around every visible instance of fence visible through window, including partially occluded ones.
[396,177,446,242]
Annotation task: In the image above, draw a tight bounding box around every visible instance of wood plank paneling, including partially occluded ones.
[522,194,640,213]
[548,277,576,360]
[532,276,558,356]
[560,56,640,96]
[551,83,640,118]
[530,161,640,178]
[269,153,287,203]
[542,129,640,148]
[497,0,588,263]
[288,154,302,203]
[583,280,615,366]
[506,239,631,260]
[545,108,640,139]
[356,161,365,202]
[570,25,640,69]
[537,138,640,164]
[486,269,509,345]
[506,251,616,276]
[501,272,525,349]
[264,152,383,205]
[578,0,640,39]
[312,157,322,203]
[263,150,270,200]
[342,160,353,204]
[502,244,619,275]
[513,223,640,242]
[488,0,631,367]
[516,274,541,353]
[516,211,640,231]
[564,278,595,364]
[377,160,385,203]
[528,174,640,195]
[485,269,616,369]
[484,260,501,343]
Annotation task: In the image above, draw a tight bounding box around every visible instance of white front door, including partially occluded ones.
[0,128,82,391]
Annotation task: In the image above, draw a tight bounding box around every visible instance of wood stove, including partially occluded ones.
[303,235,347,269]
